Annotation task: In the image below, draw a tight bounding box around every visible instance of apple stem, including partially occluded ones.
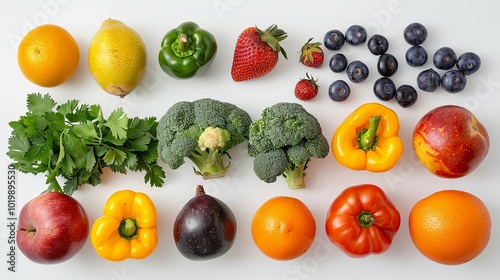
[17,228,37,236]
[118,218,138,240]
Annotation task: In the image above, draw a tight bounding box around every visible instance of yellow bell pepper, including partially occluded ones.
[332,103,403,172]
[91,190,157,261]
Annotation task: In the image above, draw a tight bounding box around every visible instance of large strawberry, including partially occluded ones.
[231,24,288,82]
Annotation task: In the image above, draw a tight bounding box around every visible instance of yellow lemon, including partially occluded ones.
[88,19,146,97]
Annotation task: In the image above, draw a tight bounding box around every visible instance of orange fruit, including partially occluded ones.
[251,196,316,260]
[17,24,80,87]
[409,190,491,265]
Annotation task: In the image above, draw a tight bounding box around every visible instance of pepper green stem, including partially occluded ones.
[171,33,195,57]
[119,218,138,240]
[357,115,381,152]
[357,211,375,228]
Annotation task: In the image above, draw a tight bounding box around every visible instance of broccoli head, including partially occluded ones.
[157,98,252,179]
[248,102,329,188]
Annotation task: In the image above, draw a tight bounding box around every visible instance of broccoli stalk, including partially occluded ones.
[189,127,231,179]
[188,146,229,179]
[283,161,308,189]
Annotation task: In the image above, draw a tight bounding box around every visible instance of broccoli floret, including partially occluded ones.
[253,149,288,183]
[248,102,329,188]
[286,144,310,167]
[157,98,252,179]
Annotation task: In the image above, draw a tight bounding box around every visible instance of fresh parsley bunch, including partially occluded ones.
[7,93,166,195]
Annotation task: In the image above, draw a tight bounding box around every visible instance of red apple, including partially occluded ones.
[17,192,89,264]
[413,105,489,178]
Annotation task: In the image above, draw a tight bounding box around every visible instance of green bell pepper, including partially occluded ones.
[158,21,217,79]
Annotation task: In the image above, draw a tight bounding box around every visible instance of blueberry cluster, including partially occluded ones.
[417,48,481,94]
[323,24,416,107]
[402,22,481,95]
[323,25,371,102]
[322,22,481,108]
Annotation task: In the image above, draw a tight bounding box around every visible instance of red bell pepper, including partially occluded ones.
[325,184,401,257]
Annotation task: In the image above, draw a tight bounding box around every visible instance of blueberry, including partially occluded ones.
[345,25,367,46]
[324,30,345,51]
[416,68,441,92]
[328,80,351,102]
[346,60,369,83]
[433,47,457,70]
[373,77,396,101]
[456,52,481,75]
[329,53,348,73]
[441,70,467,93]
[406,45,428,67]
[395,84,418,108]
[367,34,389,55]
[403,22,428,45]
[377,53,398,77]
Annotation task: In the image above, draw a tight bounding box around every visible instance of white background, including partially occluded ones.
[1,0,499,279]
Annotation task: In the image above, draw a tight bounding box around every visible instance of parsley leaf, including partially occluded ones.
[144,164,166,187]
[104,107,128,139]
[88,104,103,122]
[7,132,30,161]
[27,93,57,116]
[58,100,89,123]
[24,141,52,162]
[56,99,79,116]
[63,177,79,197]
[83,149,97,173]
[6,93,167,196]
[73,121,99,139]
[103,146,127,165]
[61,153,76,177]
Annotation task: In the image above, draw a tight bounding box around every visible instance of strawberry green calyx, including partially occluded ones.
[300,37,322,63]
[257,24,288,59]
[304,72,318,89]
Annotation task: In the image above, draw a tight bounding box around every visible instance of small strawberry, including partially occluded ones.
[231,24,288,82]
[299,37,324,68]
[294,73,319,101]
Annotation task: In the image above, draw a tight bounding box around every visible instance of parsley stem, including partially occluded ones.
[46,128,68,193]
